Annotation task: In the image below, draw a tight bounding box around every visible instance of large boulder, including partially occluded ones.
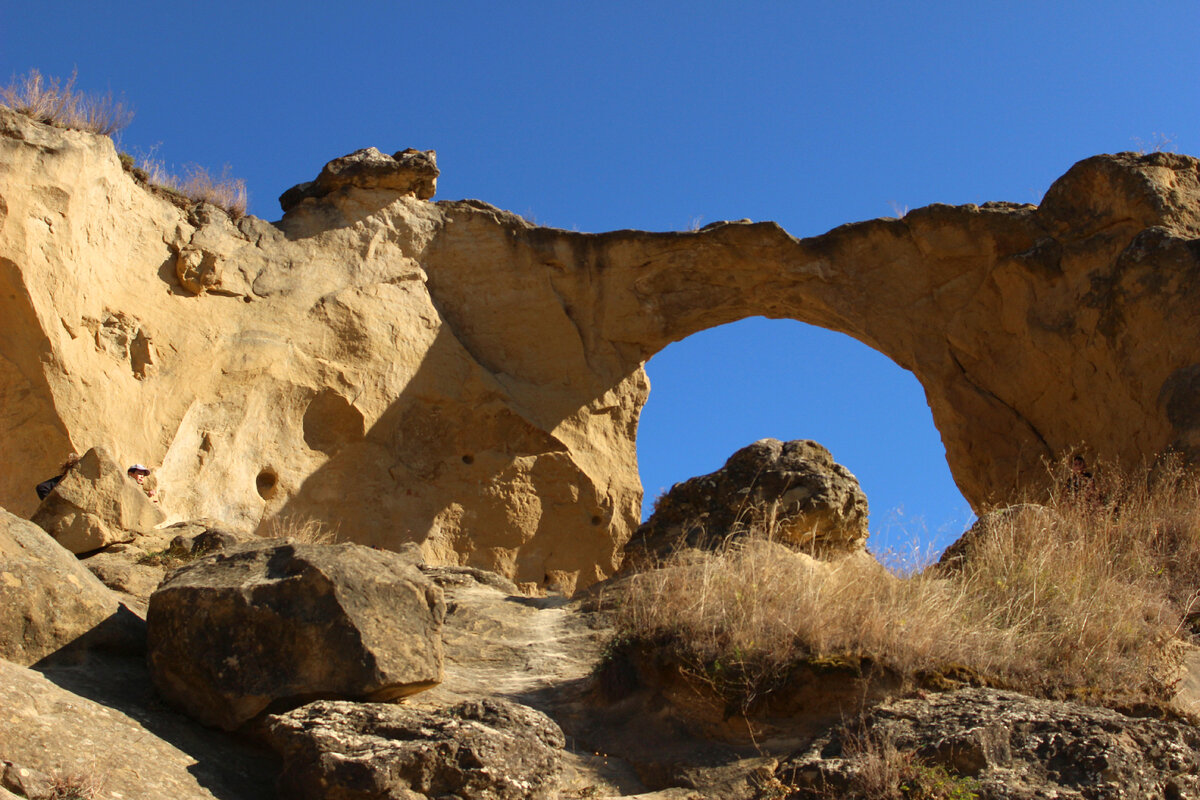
[146,541,446,730]
[0,507,135,665]
[265,698,565,800]
[29,446,164,554]
[625,439,868,566]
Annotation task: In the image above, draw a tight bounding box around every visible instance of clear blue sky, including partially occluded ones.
[5,2,1198,557]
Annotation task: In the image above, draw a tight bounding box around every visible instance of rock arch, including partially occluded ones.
[4,102,1199,588]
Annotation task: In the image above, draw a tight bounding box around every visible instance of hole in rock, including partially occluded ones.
[303,389,366,455]
[636,318,974,563]
[462,454,475,465]
[256,469,278,500]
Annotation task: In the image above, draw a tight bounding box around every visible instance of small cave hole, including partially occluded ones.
[256,468,278,500]
[461,454,475,465]
[590,515,603,526]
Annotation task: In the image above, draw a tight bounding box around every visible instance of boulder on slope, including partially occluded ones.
[625,439,869,567]
[30,446,164,554]
[146,540,446,730]
[0,507,139,665]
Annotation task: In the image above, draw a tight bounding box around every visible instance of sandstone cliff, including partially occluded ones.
[4,104,1200,588]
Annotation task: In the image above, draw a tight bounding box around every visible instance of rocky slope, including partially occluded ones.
[5,105,1200,589]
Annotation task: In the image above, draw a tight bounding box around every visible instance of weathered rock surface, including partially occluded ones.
[29,445,164,554]
[7,105,1200,588]
[0,507,137,665]
[0,657,275,799]
[147,541,445,730]
[777,687,1200,799]
[625,439,868,567]
[266,698,565,800]
[279,146,439,211]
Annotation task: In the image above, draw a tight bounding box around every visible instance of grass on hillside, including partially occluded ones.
[607,455,1200,710]
[2,69,247,218]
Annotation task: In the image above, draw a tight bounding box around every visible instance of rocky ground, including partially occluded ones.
[4,503,1200,799]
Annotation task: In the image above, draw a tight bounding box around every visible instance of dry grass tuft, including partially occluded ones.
[1,69,133,135]
[129,155,248,219]
[609,455,1200,707]
[263,515,341,545]
[47,769,106,800]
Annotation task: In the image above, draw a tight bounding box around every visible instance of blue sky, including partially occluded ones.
[5,2,1198,557]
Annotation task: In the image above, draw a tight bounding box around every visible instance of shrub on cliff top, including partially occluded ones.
[608,455,1200,708]
[0,69,133,135]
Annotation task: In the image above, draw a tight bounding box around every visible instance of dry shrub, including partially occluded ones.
[0,69,132,135]
[610,456,1200,706]
[263,515,340,545]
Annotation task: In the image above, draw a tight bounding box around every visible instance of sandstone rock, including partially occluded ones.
[0,507,137,665]
[30,446,165,554]
[146,541,446,730]
[279,146,439,212]
[7,104,1200,590]
[82,550,165,601]
[625,439,868,566]
[0,658,273,799]
[265,698,565,800]
[777,687,1200,799]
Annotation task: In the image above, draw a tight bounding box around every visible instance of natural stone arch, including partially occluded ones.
[5,102,1199,589]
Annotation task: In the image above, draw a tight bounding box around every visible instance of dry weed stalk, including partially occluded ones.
[0,69,133,135]
[611,455,1200,706]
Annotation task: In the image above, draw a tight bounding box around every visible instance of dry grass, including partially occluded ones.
[263,515,341,545]
[1,69,132,135]
[48,769,105,800]
[129,156,248,219]
[609,455,1200,707]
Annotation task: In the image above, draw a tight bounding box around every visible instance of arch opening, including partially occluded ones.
[636,317,975,560]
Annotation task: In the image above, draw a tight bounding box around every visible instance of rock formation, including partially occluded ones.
[30,445,164,553]
[265,698,565,800]
[0,508,134,665]
[146,541,445,730]
[624,438,868,567]
[5,105,1200,589]
[777,687,1200,798]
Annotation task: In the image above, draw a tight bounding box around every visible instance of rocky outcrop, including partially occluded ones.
[777,687,1200,799]
[146,541,445,730]
[0,507,135,665]
[265,698,565,800]
[29,446,164,554]
[279,146,439,212]
[6,105,1200,588]
[624,439,868,567]
[0,658,274,799]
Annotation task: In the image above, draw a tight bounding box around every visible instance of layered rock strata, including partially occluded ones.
[4,104,1200,588]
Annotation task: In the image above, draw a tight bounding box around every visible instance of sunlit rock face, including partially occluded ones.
[3,101,1199,588]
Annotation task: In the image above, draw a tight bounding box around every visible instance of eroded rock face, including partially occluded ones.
[625,439,868,567]
[146,541,445,730]
[265,698,565,800]
[30,446,164,554]
[5,104,1200,589]
[279,146,439,212]
[778,687,1200,799]
[0,507,131,665]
